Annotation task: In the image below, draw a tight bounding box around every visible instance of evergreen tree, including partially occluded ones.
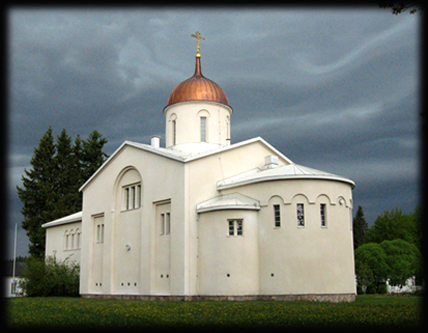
[17,127,108,258]
[81,130,108,181]
[17,127,57,258]
[353,205,368,249]
[53,129,75,219]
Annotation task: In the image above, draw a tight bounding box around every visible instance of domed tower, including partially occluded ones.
[163,32,233,149]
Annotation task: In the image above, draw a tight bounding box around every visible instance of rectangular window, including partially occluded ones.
[297,204,305,227]
[165,212,171,235]
[160,213,165,235]
[274,204,281,227]
[97,224,105,243]
[320,204,327,227]
[200,117,206,142]
[131,186,136,209]
[229,220,235,236]
[138,185,142,208]
[236,220,243,236]
[228,219,243,236]
[125,187,130,210]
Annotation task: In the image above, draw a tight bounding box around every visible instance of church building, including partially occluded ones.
[42,33,356,302]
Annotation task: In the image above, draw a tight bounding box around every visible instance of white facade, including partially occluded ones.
[42,55,356,301]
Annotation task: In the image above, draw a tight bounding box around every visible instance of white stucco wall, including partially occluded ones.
[221,178,356,295]
[45,221,82,264]
[198,209,259,295]
[80,144,186,296]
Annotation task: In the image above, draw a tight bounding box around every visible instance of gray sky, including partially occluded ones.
[7,7,420,258]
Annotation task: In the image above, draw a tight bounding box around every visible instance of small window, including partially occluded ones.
[228,220,235,236]
[228,219,243,236]
[297,203,305,227]
[160,212,171,236]
[64,231,69,250]
[76,229,81,249]
[160,213,165,235]
[125,188,130,210]
[236,220,243,236]
[97,224,105,243]
[172,120,177,145]
[320,204,327,227]
[274,204,281,227]
[166,213,171,235]
[200,117,207,142]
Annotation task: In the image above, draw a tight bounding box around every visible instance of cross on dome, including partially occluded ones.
[191,31,205,58]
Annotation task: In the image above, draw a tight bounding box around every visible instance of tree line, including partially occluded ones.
[17,127,108,258]
[352,205,423,293]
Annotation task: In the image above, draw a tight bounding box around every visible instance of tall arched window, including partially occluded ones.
[200,116,207,142]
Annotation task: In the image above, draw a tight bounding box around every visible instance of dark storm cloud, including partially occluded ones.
[7,8,420,257]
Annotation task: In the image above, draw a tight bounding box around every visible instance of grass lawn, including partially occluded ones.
[6,294,422,328]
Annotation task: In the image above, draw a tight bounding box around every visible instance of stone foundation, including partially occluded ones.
[81,293,356,302]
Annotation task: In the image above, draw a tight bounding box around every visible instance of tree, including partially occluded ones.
[81,130,108,181]
[52,129,77,218]
[378,2,422,14]
[17,127,57,258]
[17,127,108,258]
[353,205,368,250]
[355,243,390,293]
[380,239,422,287]
[365,207,416,245]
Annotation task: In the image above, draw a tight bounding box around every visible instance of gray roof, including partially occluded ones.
[217,163,355,190]
[41,211,82,228]
[196,193,260,213]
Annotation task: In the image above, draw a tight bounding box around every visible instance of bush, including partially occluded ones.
[19,255,80,297]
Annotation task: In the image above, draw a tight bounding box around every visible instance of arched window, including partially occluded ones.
[70,229,75,250]
[200,116,207,142]
[76,228,81,249]
[64,230,69,250]
[169,113,177,146]
[197,110,210,143]
[115,167,143,212]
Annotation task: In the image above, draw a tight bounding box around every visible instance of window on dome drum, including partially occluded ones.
[320,203,327,227]
[228,219,243,236]
[274,204,281,227]
[124,183,141,210]
[200,117,207,142]
[172,120,177,145]
[297,203,305,227]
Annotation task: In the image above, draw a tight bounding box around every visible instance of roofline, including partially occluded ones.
[79,141,186,192]
[196,205,260,214]
[217,173,356,190]
[41,211,82,229]
[79,137,293,192]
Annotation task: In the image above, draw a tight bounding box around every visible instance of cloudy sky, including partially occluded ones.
[7,7,420,258]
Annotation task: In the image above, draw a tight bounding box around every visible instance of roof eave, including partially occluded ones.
[218,174,356,190]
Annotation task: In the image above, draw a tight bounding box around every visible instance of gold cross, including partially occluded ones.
[191,31,205,58]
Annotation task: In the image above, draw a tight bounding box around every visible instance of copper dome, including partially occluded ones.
[166,57,229,106]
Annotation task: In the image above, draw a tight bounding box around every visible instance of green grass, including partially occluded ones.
[7,295,422,328]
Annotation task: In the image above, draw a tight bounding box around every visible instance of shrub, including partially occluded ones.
[19,255,80,297]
